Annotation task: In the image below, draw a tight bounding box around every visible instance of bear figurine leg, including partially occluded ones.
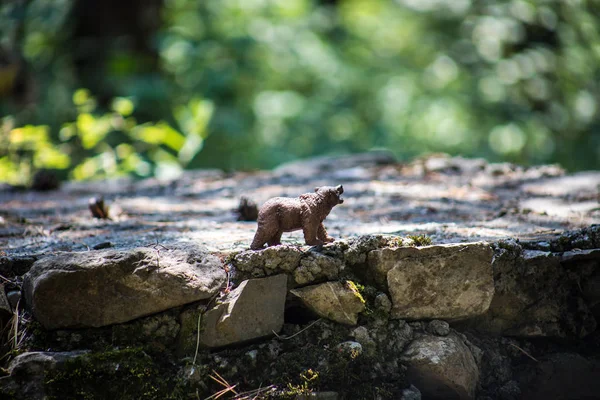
[302,222,324,246]
[317,223,335,243]
[251,223,279,250]
[267,231,283,246]
[250,235,266,250]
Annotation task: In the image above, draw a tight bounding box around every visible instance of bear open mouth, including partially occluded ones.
[336,185,344,204]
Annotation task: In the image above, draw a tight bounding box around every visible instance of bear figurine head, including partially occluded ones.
[314,185,344,208]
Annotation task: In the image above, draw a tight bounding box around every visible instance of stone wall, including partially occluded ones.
[0,154,598,399]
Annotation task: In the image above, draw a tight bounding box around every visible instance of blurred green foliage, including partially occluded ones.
[1,0,599,184]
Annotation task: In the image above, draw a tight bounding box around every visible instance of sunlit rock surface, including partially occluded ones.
[24,244,225,329]
[369,243,494,320]
[1,153,597,257]
[290,281,366,325]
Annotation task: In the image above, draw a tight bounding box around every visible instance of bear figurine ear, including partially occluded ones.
[314,187,320,192]
[336,185,344,194]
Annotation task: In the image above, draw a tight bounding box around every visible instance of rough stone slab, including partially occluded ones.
[560,248,600,263]
[200,274,287,348]
[471,241,597,338]
[232,245,304,277]
[369,243,494,320]
[294,252,343,285]
[523,249,553,261]
[232,245,343,286]
[402,333,479,400]
[3,351,89,400]
[290,281,365,325]
[23,244,226,329]
[8,351,89,376]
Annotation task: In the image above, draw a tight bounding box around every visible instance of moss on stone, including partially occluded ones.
[44,348,185,400]
[407,234,432,247]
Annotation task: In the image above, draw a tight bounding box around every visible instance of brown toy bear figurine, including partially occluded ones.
[250,185,344,250]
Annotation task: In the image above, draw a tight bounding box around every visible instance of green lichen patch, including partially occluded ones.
[406,234,433,247]
[44,348,185,400]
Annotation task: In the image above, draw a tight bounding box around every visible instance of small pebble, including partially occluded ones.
[336,341,362,357]
[401,384,422,400]
[374,293,392,313]
[7,290,21,310]
[427,320,450,336]
[93,242,113,250]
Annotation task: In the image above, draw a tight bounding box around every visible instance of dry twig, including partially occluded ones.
[272,318,322,340]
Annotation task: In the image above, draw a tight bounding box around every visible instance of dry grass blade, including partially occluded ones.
[193,290,220,366]
[272,318,321,340]
[212,370,237,392]
[509,343,539,363]
[232,384,277,400]
[192,311,203,366]
[205,370,239,400]
[11,299,20,348]
[207,385,238,400]
[1,298,27,364]
[9,299,27,351]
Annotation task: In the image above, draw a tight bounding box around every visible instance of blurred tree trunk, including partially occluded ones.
[0,0,34,105]
[70,0,163,105]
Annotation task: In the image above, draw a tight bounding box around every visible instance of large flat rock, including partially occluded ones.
[1,155,597,257]
[290,281,366,325]
[369,243,494,320]
[402,333,480,400]
[469,243,598,338]
[23,244,226,329]
[199,274,287,347]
